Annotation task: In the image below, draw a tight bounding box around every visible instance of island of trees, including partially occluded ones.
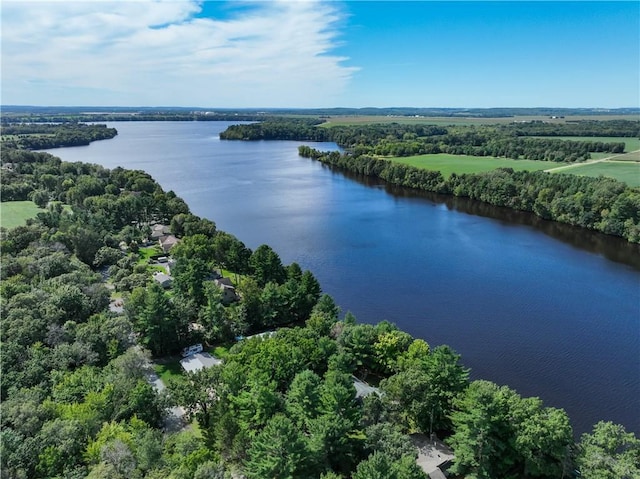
[220,119,640,243]
[1,135,639,479]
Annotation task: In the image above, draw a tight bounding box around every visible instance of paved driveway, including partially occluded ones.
[146,364,188,433]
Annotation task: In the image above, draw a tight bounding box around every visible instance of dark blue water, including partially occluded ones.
[46,121,640,436]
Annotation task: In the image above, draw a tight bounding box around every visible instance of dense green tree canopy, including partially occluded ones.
[576,421,640,479]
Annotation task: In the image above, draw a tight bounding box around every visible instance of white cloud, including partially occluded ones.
[1,0,358,107]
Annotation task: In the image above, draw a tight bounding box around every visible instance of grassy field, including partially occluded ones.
[557,161,640,187]
[389,153,560,177]
[606,151,640,162]
[319,116,490,127]
[391,152,640,185]
[0,201,44,229]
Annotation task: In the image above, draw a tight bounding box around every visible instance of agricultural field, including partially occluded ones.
[555,161,640,187]
[319,116,496,127]
[319,114,638,128]
[389,153,559,177]
[389,152,639,186]
[606,151,640,162]
[0,201,43,229]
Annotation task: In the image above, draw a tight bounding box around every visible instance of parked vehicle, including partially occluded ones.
[181,343,203,357]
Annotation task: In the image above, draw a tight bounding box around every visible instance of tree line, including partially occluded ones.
[1,148,638,478]
[221,119,636,162]
[220,118,329,142]
[1,113,269,125]
[1,123,118,150]
[504,119,640,137]
[298,146,640,243]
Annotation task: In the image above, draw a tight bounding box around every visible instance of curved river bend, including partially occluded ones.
[46,121,640,435]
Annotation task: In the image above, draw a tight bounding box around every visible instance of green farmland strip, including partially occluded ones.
[557,162,640,187]
[389,153,560,177]
[320,115,639,128]
[605,151,640,162]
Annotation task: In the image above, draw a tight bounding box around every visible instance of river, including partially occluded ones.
[46,121,640,436]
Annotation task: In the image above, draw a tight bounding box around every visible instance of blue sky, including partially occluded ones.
[2,1,638,108]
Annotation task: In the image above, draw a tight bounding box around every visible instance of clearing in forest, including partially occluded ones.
[0,201,43,229]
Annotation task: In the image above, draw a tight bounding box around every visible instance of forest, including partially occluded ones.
[220,119,637,161]
[1,142,639,479]
[1,123,118,150]
[220,120,640,243]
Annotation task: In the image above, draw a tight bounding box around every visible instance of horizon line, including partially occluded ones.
[2,105,639,111]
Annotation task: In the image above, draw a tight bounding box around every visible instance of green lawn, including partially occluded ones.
[154,360,184,384]
[389,153,560,177]
[134,246,166,275]
[138,245,163,263]
[148,264,167,273]
[558,161,640,187]
[0,201,44,229]
[220,268,247,285]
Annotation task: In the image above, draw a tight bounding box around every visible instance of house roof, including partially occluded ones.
[352,376,382,399]
[180,352,222,373]
[209,269,222,280]
[238,331,276,342]
[160,234,179,246]
[214,277,234,287]
[159,235,180,252]
[428,469,447,479]
[153,272,172,285]
[150,223,171,239]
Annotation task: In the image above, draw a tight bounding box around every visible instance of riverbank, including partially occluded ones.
[41,120,640,435]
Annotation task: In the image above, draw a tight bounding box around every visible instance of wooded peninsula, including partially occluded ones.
[1,121,638,479]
